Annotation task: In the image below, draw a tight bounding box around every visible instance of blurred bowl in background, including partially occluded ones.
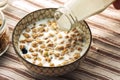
[0,11,9,56]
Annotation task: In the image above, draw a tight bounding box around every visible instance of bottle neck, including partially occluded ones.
[55,7,78,31]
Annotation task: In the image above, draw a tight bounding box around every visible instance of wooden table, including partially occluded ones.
[0,0,120,80]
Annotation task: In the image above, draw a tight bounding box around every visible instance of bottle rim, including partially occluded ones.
[55,7,79,31]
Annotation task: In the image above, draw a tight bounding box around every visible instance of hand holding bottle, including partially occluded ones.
[113,0,120,9]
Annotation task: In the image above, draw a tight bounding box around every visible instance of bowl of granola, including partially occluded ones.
[12,8,92,76]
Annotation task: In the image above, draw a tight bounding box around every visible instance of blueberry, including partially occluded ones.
[21,48,27,54]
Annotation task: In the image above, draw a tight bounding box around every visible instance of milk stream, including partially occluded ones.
[57,0,115,31]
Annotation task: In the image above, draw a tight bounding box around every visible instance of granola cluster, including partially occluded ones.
[19,19,84,67]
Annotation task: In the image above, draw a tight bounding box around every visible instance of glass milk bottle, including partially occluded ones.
[55,0,115,31]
